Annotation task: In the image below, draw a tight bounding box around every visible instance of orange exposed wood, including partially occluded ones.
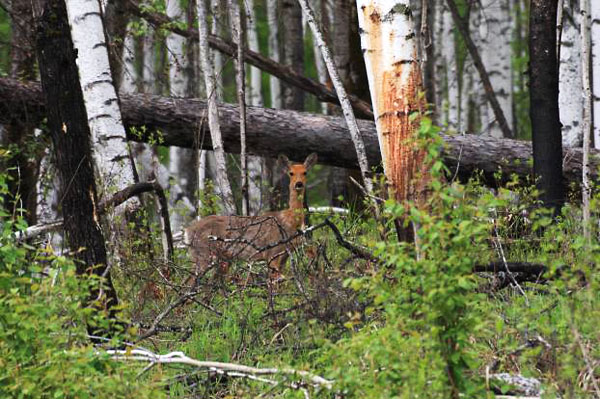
[360,3,429,205]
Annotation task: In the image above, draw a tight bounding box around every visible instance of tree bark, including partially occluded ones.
[446,0,513,139]
[64,0,139,206]
[356,0,429,210]
[35,0,119,334]
[559,2,584,147]
[282,0,305,111]
[529,0,565,212]
[581,0,592,239]
[2,77,599,187]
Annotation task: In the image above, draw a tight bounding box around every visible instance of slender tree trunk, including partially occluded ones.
[559,1,584,147]
[581,0,592,239]
[229,0,249,216]
[590,0,600,148]
[434,1,459,130]
[197,0,236,214]
[244,0,266,214]
[282,0,305,110]
[268,0,282,109]
[167,0,196,232]
[529,0,565,213]
[35,0,119,335]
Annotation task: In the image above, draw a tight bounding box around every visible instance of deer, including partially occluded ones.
[184,153,318,285]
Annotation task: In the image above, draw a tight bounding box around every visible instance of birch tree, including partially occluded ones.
[64,0,139,211]
[559,1,584,147]
[356,1,429,207]
[478,0,513,137]
[196,0,236,215]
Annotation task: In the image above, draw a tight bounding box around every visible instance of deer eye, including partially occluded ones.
[289,172,294,176]
[303,172,307,176]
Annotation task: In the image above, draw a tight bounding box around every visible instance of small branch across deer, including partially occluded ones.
[185,154,318,281]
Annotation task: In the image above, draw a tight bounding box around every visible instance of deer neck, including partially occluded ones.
[287,189,305,228]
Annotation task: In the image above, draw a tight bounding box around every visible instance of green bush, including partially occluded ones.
[0,174,163,399]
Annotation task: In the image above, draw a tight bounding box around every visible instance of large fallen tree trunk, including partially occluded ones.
[1,77,597,186]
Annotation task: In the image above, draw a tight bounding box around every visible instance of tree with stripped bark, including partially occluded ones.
[356,0,430,225]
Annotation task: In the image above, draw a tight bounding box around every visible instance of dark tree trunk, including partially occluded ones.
[35,0,119,335]
[2,0,38,224]
[529,0,565,212]
[104,0,130,89]
[281,0,305,111]
[2,77,599,188]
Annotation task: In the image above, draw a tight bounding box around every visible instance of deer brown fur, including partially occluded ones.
[184,153,317,283]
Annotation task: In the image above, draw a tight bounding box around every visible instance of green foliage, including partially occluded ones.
[0,7,10,76]
[0,173,163,398]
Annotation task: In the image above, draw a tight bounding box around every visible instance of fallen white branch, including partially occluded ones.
[308,206,349,215]
[104,348,333,389]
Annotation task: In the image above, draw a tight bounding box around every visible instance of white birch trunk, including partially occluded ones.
[559,2,584,147]
[591,0,600,148]
[65,0,138,207]
[167,0,196,232]
[197,0,236,215]
[267,0,282,109]
[356,0,427,203]
[245,0,267,214]
[478,0,513,137]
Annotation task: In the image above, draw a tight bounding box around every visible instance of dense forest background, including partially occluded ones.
[1,0,600,398]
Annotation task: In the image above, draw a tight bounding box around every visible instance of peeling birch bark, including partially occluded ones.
[356,1,428,203]
[64,0,138,209]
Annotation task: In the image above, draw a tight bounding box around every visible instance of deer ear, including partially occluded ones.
[277,154,291,170]
[303,153,318,170]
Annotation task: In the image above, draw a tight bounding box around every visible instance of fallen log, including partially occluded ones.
[1,77,598,186]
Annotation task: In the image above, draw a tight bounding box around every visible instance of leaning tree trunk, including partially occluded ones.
[64,0,138,209]
[35,0,119,335]
[197,0,236,215]
[559,1,584,147]
[356,1,429,207]
[529,0,565,213]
